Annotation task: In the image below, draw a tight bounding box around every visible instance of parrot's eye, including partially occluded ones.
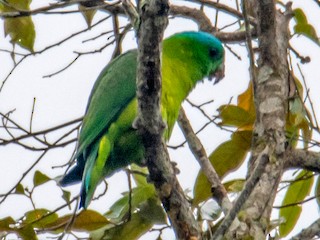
[209,48,218,58]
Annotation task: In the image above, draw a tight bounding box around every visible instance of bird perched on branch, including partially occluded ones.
[60,31,225,208]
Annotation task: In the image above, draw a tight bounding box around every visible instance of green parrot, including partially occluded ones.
[60,31,225,208]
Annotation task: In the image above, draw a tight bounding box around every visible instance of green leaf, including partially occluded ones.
[17,225,38,240]
[61,190,71,208]
[0,216,15,231]
[279,170,314,237]
[287,97,312,148]
[293,8,308,25]
[130,164,149,187]
[218,105,254,129]
[93,212,153,240]
[193,131,251,205]
[105,193,130,220]
[294,24,320,46]
[139,198,166,224]
[218,81,256,131]
[193,174,211,206]
[24,209,49,223]
[209,131,252,178]
[293,8,320,46]
[223,179,245,193]
[73,210,110,231]
[23,209,58,229]
[27,210,109,233]
[15,183,25,195]
[0,0,35,52]
[0,215,37,240]
[36,215,71,232]
[106,184,156,221]
[33,170,51,187]
[79,5,97,28]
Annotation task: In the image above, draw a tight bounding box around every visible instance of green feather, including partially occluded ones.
[60,31,225,208]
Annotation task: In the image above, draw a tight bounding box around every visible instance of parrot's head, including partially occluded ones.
[163,31,225,84]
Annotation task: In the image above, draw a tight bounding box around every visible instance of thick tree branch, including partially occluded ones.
[290,218,320,240]
[285,149,320,172]
[216,1,292,239]
[233,1,292,238]
[186,0,251,23]
[169,5,257,43]
[134,0,199,239]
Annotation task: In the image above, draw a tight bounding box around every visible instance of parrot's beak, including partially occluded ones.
[212,61,225,84]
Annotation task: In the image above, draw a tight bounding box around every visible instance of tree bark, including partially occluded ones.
[212,1,293,239]
[135,0,200,239]
[231,1,292,238]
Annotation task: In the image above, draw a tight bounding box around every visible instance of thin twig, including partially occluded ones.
[297,64,319,131]
[29,98,36,133]
[43,54,81,78]
[242,0,256,83]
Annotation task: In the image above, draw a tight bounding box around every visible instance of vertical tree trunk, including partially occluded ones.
[229,1,292,238]
[135,0,200,238]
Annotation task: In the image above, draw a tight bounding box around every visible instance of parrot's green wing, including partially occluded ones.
[60,31,225,209]
[76,50,138,157]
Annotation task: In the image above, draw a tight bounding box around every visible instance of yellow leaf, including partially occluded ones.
[237,80,255,116]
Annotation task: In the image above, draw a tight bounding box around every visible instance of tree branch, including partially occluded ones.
[291,218,320,240]
[135,0,199,239]
[231,1,292,238]
[169,5,214,32]
[217,1,293,239]
[169,5,257,43]
[177,108,232,214]
[285,149,320,172]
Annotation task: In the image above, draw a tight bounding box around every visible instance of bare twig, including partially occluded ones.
[242,0,256,82]
[0,15,111,91]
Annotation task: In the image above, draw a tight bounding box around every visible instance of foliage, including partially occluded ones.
[0,0,35,52]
